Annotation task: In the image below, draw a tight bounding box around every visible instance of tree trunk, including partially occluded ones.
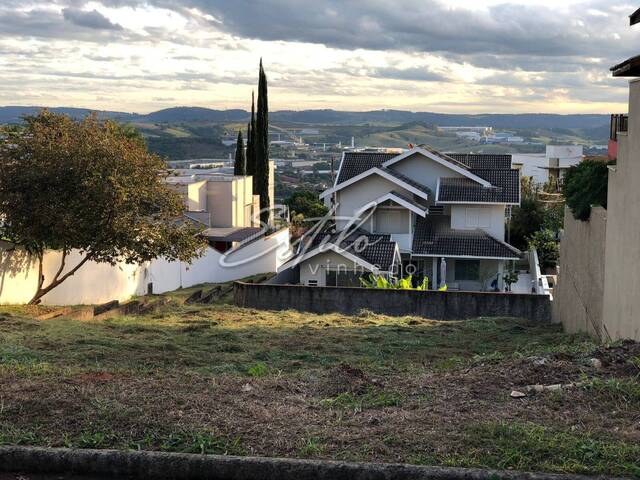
[28,252,91,305]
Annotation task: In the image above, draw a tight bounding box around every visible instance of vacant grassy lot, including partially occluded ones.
[1,289,639,477]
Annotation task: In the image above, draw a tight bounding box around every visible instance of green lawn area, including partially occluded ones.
[0,289,639,477]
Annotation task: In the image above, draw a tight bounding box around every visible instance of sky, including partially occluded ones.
[0,0,637,114]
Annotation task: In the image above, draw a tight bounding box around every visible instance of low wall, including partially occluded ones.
[0,229,290,305]
[552,207,606,340]
[234,282,551,322]
[0,446,613,480]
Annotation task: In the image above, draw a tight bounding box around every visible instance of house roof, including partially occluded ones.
[319,166,430,200]
[439,169,520,204]
[383,168,432,196]
[336,152,396,184]
[326,148,519,205]
[304,231,398,271]
[412,216,521,259]
[437,178,504,203]
[447,153,512,170]
[201,227,262,242]
[356,191,428,217]
[611,54,640,77]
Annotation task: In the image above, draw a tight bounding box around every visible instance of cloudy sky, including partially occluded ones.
[0,0,637,114]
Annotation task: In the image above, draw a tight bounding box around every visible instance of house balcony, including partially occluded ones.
[609,113,628,160]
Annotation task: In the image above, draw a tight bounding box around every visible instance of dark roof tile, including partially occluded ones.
[412,216,521,259]
[447,153,512,170]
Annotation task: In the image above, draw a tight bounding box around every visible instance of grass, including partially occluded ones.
[0,291,638,476]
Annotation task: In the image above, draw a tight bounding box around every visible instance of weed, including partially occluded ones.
[582,377,640,405]
[247,362,269,377]
[321,388,401,412]
[299,437,325,457]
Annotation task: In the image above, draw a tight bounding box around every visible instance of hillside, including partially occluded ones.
[0,105,611,130]
[0,289,638,477]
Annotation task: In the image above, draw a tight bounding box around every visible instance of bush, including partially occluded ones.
[562,160,610,221]
[528,229,559,270]
[509,198,544,250]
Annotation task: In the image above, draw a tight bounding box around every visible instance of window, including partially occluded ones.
[375,208,408,234]
[307,280,318,286]
[455,260,480,281]
[465,207,491,229]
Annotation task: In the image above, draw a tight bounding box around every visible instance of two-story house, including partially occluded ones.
[280,146,521,291]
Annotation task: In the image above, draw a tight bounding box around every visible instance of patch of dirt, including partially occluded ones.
[73,372,116,384]
[313,363,382,396]
[590,340,640,376]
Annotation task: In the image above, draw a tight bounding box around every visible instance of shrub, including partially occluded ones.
[562,160,610,221]
[528,229,559,270]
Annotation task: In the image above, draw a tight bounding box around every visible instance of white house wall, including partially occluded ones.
[299,250,365,287]
[148,228,290,293]
[389,152,463,193]
[335,175,414,230]
[0,228,290,305]
[450,205,506,241]
[0,244,143,305]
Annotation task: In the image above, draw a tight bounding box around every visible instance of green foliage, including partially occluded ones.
[247,362,269,377]
[582,377,640,406]
[321,388,402,412]
[542,202,565,232]
[359,274,429,290]
[528,229,559,270]
[255,60,271,224]
[284,189,328,220]
[452,422,640,476]
[0,110,206,303]
[509,197,544,250]
[562,160,610,221]
[246,92,256,180]
[503,270,519,290]
[233,129,246,176]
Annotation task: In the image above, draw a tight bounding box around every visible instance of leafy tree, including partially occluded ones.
[542,202,565,232]
[255,59,271,225]
[246,92,256,181]
[233,129,246,176]
[0,111,206,304]
[528,229,559,271]
[562,160,610,221]
[284,190,329,220]
[508,197,544,250]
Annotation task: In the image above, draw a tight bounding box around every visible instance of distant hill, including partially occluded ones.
[0,106,134,123]
[0,105,611,130]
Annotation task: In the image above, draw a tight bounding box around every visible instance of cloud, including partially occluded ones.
[0,7,131,41]
[62,7,123,30]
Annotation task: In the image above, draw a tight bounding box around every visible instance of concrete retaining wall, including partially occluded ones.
[552,207,607,340]
[234,282,551,322]
[0,446,620,480]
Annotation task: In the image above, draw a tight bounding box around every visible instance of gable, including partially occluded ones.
[389,152,465,193]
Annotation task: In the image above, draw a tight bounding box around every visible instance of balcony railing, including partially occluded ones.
[610,114,628,141]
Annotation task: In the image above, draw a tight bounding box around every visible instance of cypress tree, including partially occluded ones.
[233,130,246,176]
[255,59,271,225]
[245,92,256,183]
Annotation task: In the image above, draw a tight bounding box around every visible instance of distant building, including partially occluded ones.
[438,126,493,136]
[512,145,583,185]
[165,161,276,252]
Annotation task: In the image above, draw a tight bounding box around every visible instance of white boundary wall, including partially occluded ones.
[0,228,290,305]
